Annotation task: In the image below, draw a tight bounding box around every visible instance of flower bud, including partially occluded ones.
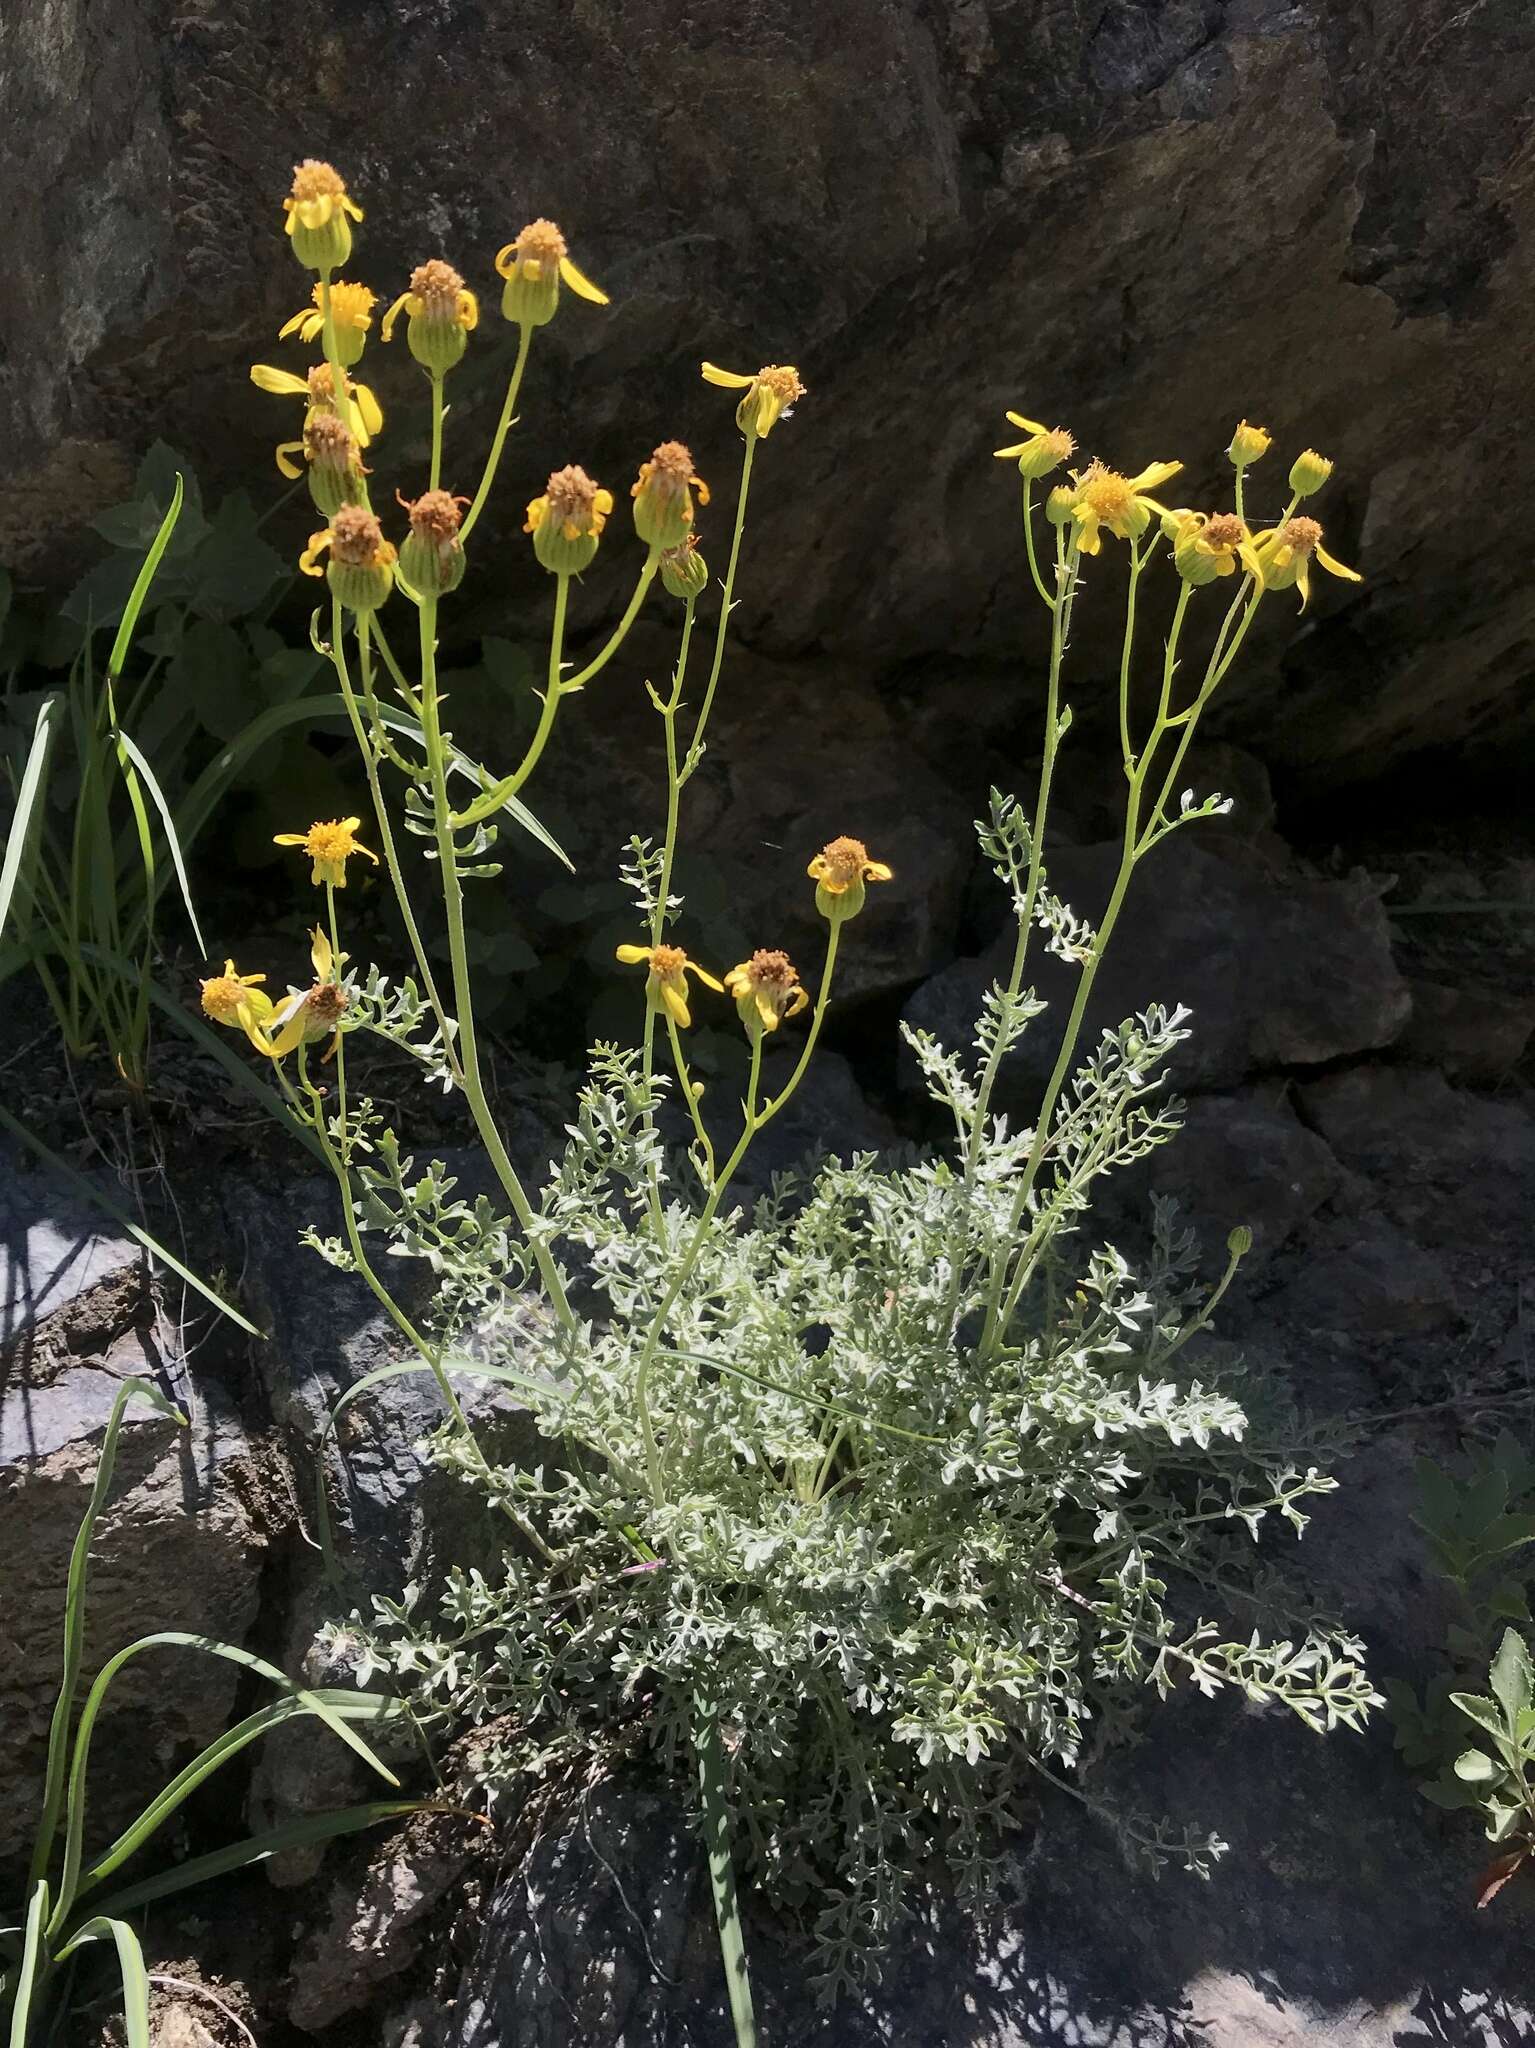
[660,536,709,602]
[1044,484,1075,526]
[1288,448,1334,498]
[283,160,363,273]
[1227,1224,1253,1258]
[1227,419,1272,469]
[524,466,613,576]
[399,489,468,596]
[632,442,708,551]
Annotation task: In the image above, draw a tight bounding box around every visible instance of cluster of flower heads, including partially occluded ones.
[246,160,807,614]
[616,837,890,1040]
[994,410,1360,608]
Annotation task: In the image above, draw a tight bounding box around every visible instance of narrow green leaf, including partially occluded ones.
[53,1917,150,2048]
[94,1802,420,1917]
[80,1691,410,1890]
[107,474,183,681]
[0,695,58,944]
[29,1382,183,1893]
[6,1882,49,2048]
[694,1705,758,2048]
[114,728,205,953]
[0,1103,262,1335]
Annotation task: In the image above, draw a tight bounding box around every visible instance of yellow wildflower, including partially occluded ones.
[615,942,723,1029]
[1065,458,1183,554]
[1166,510,1262,586]
[807,836,893,922]
[285,412,366,516]
[268,927,348,1059]
[382,259,479,375]
[1289,449,1335,498]
[252,360,384,469]
[199,962,275,1053]
[494,218,608,328]
[525,465,614,576]
[279,280,376,366]
[283,159,364,272]
[993,412,1075,481]
[1250,516,1361,611]
[631,442,709,551]
[700,362,805,439]
[300,504,397,612]
[273,816,380,889]
[724,950,810,1037]
[1227,420,1272,469]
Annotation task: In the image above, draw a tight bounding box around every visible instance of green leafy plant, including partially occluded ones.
[207,163,1379,2032]
[1439,1629,1535,1904]
[0,1378,416,2047]
[1390,1435,1535,1897]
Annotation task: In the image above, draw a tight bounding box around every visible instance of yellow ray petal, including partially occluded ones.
[559,255,609,305]
[702,362,753,389]
[250,364,310,397]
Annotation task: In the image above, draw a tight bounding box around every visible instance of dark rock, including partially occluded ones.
[903,836,1409,1104]
[1397,975,1535,1083]
[1297,1066,1535,1244]
[1269,1211,1460,1340]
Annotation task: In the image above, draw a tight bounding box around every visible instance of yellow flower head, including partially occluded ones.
[1166,509,1261,587]
[1227,420,1272,469]
[525,465,614,576]
[251,359,384,465]
[383,259,479,375]
[631,441,710,551]
[807,835,893,922]
[494,218,609,328]
[285,411,366,515]
[1251,515,1361,611]
[723,949,810,1036]
[300,504,397,610]
[279,280,376,366]
[283,159,364,272]
[398,487,469,596]
[273,815,380,889]
[993,412,1076,482]
[268,928,349,1058]
[1065,458,1183,554]
[701,362,806,440]
[614,941,723,1029]
[1289,448,1335,498]
[199,961,275,1053]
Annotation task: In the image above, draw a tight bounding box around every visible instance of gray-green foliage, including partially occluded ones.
[328,793,1378,1992]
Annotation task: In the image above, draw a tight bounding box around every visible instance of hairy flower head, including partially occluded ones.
[994,412,1075,481]
[273,815,380,889]
[1165,508,1261,585]
[724,949,810,1036]
[701,362,805,439]
[399,487,469,595]
[525,465,614,575]
[283,160,364,270]
[1066,457,1182,554]
[1250,515,1361,610]
[279,279,376,366]
[632,441,710,550]
[383,259,479,373]
[615,940,723,1029]
[494,218,609,327]
[808,835,893,922]
[199,961,274,1053]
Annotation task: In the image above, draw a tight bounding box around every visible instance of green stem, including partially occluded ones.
[460,325,533,542]
[679,434,757,787]
[429,375,445,492]
[562,552,659,690]
[449,574,570,829]
[418,596,577,1333]
[754,919,839,1129]
[1020,476,1055,610]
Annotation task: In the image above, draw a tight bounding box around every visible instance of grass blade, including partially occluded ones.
[29,1382,184,1893]
[94,1803,421,1917]
[0,695,58,945]
[106,475,183,682]
[5,1883,49,2048]
[114,727,205,954]
[0,1105,263,1337]
[53,1917,150,2048]
[79,1692,411,1891]
[695,1703,758,2048]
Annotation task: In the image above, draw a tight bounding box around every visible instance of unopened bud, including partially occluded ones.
[660,536,709,602]
[1227,1224,1253,1258]
[1227,420,1272,469]
[1288,449,1334,498]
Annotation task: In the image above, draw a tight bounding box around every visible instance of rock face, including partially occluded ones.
[5,1,1535,786]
